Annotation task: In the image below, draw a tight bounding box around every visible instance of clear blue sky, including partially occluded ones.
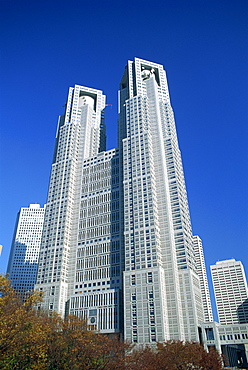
[0,0,247,319]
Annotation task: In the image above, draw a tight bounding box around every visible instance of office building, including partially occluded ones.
[211,259,248,325]
[7,204,45,294]
[69,148,122,333]
[35,86,107,316]
[201,322,248,368]
[193,235,213,322]
[119,58,206,343]
[35,58,211,344]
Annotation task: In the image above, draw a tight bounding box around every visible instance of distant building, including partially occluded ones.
[7,204,45,294]
[211,259,248,325]
[193,235,213,322]
[200,259,248,367]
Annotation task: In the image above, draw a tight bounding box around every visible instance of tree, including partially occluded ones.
[0,274,130,370]
[0,275,223,370]
[0,274,55,369]
[199,346,223,370]
[125,340,222,370]
[156,340,222,370]
[46,315,131,370]
[125,346,161,370]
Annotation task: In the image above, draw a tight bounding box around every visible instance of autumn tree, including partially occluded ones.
[46,315,132,370]
[0,274,130,370]
[0,275,223,370]
[124,345,161,370]
[0,274,58,369]
[154,340,223,370]
[125,340,223,370]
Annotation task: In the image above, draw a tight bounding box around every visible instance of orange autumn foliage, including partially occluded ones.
[0,275,222,370]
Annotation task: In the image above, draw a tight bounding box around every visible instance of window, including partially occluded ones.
[147,272,153,283]
[205,328,214,341]
[131,275,136,285]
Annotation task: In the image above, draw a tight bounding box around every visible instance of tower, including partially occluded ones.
[35,86,107,316]
[35,58,212,344]
[211,259,248,325]
[119,58,204,343]
[7,204,45,294]
[193,235,213,322]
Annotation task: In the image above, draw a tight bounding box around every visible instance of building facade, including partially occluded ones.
[35,58,212,345]
[119,58,207,343]
[193,235,213,322]
[69,148,123,334]
[7,204,45,294]
[200,322,248,368]
[35,86,107,316]
[211,259,248,325]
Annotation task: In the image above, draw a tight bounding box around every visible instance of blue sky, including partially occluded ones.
[0,0,247,319]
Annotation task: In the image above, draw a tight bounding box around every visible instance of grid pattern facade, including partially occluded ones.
[119,58,206,343]
[70,149,122,333]
[211,259,248,325]
[193,235,213,322]
[35,85,106,315]
[7,204,45,294]
[200,321,248,368]
[34,58,212,344]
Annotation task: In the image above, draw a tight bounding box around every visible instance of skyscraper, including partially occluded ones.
[193,235,213,322]
[211,259,248,325]
[119,58,206,343]
[35,58,211,344]
[35,86,108,316]
[7,204,45,294]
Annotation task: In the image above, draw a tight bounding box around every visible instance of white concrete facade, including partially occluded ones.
[69,149,122,333]
[7,204,45,294]
[193,235,213,322]
[35,86,106,316]
[34,58,212,344]
[211,259,248,325]
[201,321,248,368]
[119,58,207,343]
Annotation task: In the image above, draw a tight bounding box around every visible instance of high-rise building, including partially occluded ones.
[193,235,213,322]
[35,58,212,344]
[35,86,107,316]
[119,58,207,343]
[211,259,248,325]
[69,148,122,334]
[7,204,45,294]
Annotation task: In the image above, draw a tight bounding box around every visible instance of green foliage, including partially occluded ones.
[0,275,222,370]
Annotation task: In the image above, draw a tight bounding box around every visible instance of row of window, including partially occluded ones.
[219,333,248,340]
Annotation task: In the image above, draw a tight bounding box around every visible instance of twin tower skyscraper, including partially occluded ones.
[35,58,213,344]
